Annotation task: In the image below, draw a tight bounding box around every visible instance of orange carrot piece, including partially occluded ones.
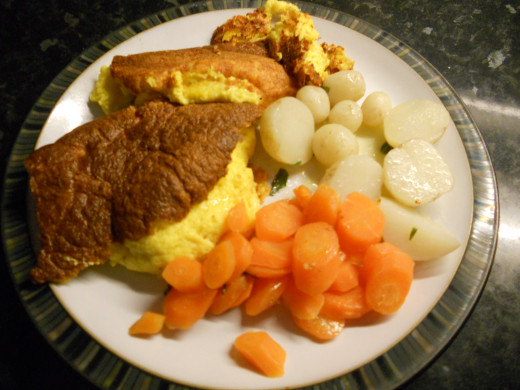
[292,222,342,295]
[303,184,341,226]
[361,242,415,315]
[291,316,344,341]
[282,278,325,320]
[129,311,165,336]
[245,276,288,316]
[293,184,313,210]
[245,265,291,278]
[232,275,255,308]
[220,231,254,281]
[226,202,253,237]
[328,259,359,293]
[319,286,371,321]
[210,275,253,315]
[250,237,293,270]
[163,285,217,330]
[234,331,286,378]
[202,240,236,289]
[336,192,385,254]
[254,199,304,242]
[162,256,204,292]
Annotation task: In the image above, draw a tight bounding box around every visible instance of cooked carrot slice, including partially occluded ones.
[226,201,254,237]
[319,286,371,321]
[361,242,415,315]
[250,237,293,270]
[234,331,286,377]
[245,265,291,278]
[282,278,324,320]
[328,259,359,293]
[129,311,165,336]
[336,192,385,254]
[292,222,342,295]
[163,285,217,330]
[220,231,253,281]
[303,184,341,226]
[293,184,313,210]
[209,275,253,315]
[291,316,344,341]
[162,256,204,292]
[202,240,236,289]
[245,276,288,316]
[255,199,304,241]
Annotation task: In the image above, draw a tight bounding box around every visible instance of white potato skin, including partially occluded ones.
[259,97,315,165]
[328,100,363,133]
[361,91,392,128]
[379,197,460,261]
[383,138,454,207]
[323,70,366,106]
[321,154,383,201]
[384,98,450,147]
[312,124,359,167]
[296,85,331,124]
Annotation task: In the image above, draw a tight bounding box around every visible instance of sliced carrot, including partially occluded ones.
[245,265,291,278]
[245,276,288,316]
[293,184,313,210]
[292,222,342,295]
[209,275,253,316]
[220,231,254,281]
[250,237,293,270]
[226,201,254,237]
[336,192,385,254]
[161,256,204,292]
[328,259,359,293]
[202,240,236,289]
[163,285,217,330]
[291,316,344,341]
[233,275,256,308]
[129,311,165,336]
[361,242,415,315]
[254,199,304,242]
[282,278,324,320]
[348,252,364,267]
[303,184,341,226]
[234,331,286,378]
[319,286,371,321]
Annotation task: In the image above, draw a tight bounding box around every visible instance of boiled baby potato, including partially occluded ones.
[323,70,366,106]
[312,124,359,167]
[296,85,330,124]
[384,98,450,147]
[379,197,460,261]
[259,97,315,165]
[383,138,454,207]
[328,100,363,133]
[361,91,392,128]
[321,154,383,201]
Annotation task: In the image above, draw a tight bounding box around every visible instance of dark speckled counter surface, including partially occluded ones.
[1,1,518,389]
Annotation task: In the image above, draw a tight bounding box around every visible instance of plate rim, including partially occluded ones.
[0,0,499,389]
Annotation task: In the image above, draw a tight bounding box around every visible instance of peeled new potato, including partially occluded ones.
[328,100,363,133]
[321,154,383,201]
[383,138,454,207]
[296,85,330,124]
[361,91,392,128]
[312,124,358,167]
[323,70,366,106]
[384,98,450,147]
[259,97,315,165]
[379,197,460,261]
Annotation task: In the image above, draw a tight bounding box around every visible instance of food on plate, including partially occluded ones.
[26,101,263,283]
[327,99,364,133]
[378,197,460,261]
[321,154,384,201]
[259,96,315,165]
[234,331,287,378]
[383,138,454,207]
[296,85,330,124]
[361,91,392,128]
[322,70,366,106]
[383,98,450,147]
[211,0,355,86]
[129,311,165,336]
[312,123,359,167]
[90,42,297,114]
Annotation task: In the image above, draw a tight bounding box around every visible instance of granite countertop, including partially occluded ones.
[1,1,518,389]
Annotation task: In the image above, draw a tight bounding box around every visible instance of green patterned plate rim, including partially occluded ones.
[1,0,498,389]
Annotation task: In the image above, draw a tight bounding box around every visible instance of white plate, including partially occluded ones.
[35,8,473,390]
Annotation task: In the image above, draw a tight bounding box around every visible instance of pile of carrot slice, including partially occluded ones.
[129,184,415,378]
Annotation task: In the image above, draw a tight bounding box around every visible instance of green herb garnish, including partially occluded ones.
[322,85,330,93]
[270,168,289,195]
[380,142,393,155]
[409,227,418,240]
